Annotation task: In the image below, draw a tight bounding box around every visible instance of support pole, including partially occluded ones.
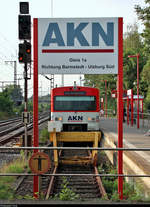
[131,89,134,126]
[117,17,123,200]
[33,18,39,199]
[14,61,17,87]
[127,97,129,125]
[105,80,107,118]
[137,54,140,129]
[24,62,28,158]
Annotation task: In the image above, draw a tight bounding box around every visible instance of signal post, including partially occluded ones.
[18,2,31,158]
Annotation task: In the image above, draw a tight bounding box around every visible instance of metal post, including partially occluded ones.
[127,96,129,125]
[14,61,17,87]
[142,100,144,128]
[105,80,107,118]
[137,54,140,129]
[118,17,123,200]
[33,18,39,198]
[131,89,134,126]
[24,62,28,158]
[51,74,54,89]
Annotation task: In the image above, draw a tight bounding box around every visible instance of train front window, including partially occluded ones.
[54,96,96,111]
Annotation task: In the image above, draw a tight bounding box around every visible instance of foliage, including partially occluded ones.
[17,194,35,200]
[55,176,79,201]
[135,0,150,56]
[0,92,14,113]
[140,58,150,110]
[98,152,143,201]
[144,86,150,110]
[0,153,28,200]
[18,100,33,114]
[134,1,150,110]
[123,23,143,53]
[0,180,14,199]
[39,128,49,144]
[0,84,49,119]
[84,21,149,112]
[0,85,23,118]
[123,23,146,92]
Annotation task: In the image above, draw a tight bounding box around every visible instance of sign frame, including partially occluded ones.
[36,18,119,75]
[33,17,123,199]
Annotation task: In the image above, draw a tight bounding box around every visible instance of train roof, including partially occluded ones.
[52,86,99,90]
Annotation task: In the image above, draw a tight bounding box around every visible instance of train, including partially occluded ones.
[50,83,100,132]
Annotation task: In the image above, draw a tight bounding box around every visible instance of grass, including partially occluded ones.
[54,176,79,201]
[98,152,145,202]
[39,128,49,144]
[0,151,28,200]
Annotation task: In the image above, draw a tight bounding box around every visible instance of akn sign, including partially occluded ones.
[34,18,120,74]
[33,17,123,198]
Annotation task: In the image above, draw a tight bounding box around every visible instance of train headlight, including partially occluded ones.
[55,117,63,121]
[88,117,95,121]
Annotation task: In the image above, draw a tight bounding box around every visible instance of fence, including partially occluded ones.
[0,146,150,178]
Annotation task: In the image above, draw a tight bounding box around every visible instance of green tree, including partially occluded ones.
[140,57,150,110]
[135,0,150,55]
[135,1,150,110]
[124,23,143,52]
[123,23,146,94]
[0,85,23,118]
[0,93,13,113]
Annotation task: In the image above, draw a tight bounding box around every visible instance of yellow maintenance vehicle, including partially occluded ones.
[48,121,101,167]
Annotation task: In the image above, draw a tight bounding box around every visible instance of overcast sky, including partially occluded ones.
[0,0,146,97]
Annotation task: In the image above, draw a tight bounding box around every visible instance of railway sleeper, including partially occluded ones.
[54,185,99,190]
[56,180,97,185]
[54,188,100,194]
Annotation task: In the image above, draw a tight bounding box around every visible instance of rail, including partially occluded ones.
[0,173,149,177]
[0,146,149,151]
[0,116,49,145]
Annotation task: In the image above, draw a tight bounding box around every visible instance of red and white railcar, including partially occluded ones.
[50,84,100,131]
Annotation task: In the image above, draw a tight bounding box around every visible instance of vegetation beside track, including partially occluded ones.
[0,85,49,120]
[54,176,79,201]
[0,151,28,199]
[0,149,149,202]
[98,151,145,201]
[39,128,49,145]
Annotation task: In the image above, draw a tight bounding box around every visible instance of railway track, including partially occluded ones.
[0,114,49,146]
[0,114,50,169]
[0,117,21,126]
[0,118,22,132]
[0,114,106,200]
[45,148,107,200]
[51,164,102,199]
[14,147,107,201]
